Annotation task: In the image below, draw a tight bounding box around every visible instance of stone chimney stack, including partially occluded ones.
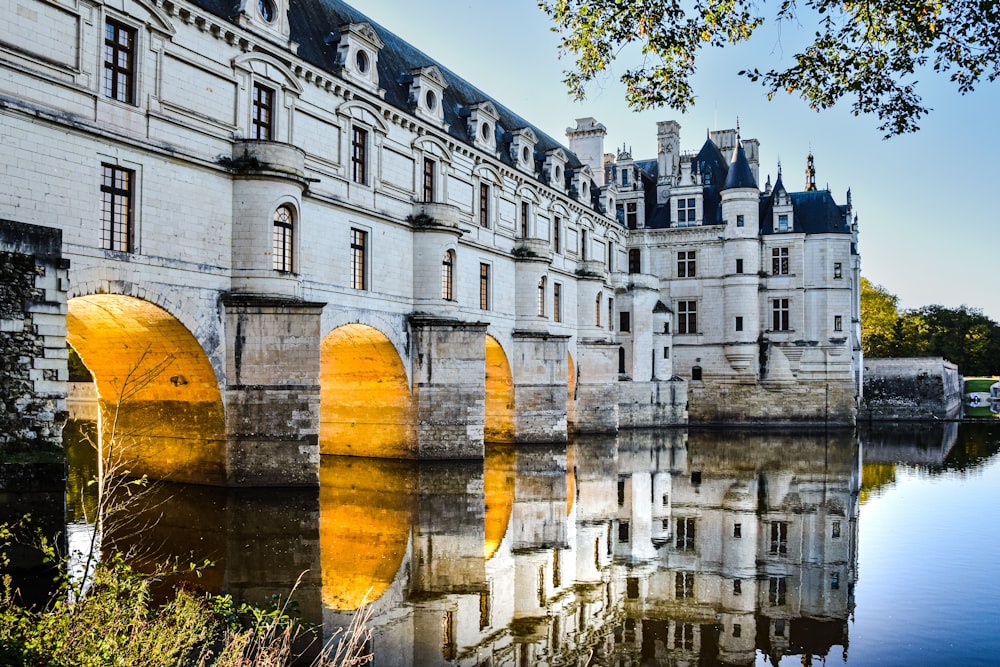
[566,117,607,187]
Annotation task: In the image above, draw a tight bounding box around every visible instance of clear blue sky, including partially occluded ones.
[360,0,1000,322]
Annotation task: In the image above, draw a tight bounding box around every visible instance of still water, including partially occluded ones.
[8,421,1000,666]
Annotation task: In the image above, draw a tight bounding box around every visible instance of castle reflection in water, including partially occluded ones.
[88,428,861,666]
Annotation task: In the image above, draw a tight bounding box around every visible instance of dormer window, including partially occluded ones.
[676,197,697,227]
[778,214,789,232]
[331,22,384,93]
[407,65,447,127]
[544,149,568,192]
[510,127,537,174]
[467,101,499,154]
[237,0,291,43]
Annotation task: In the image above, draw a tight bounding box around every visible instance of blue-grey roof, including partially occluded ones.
[187,0,597,196]
[724,143,757,190]
[759,188,852,234]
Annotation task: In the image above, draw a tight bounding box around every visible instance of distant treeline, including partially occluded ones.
[861,278,1000,376]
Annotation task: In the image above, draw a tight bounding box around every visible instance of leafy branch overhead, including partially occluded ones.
[538,0,1000,137]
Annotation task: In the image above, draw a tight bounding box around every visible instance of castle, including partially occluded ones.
[0,0,861,481]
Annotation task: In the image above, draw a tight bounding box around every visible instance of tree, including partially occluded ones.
[859,277,899,358]
[538,0,1000,137]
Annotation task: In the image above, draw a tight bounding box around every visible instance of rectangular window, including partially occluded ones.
[673,622,693,650]
[479,263,490,310]
[581,229,589,260]
[251,82,274,140]
[834,261,843,278]
[628,248,640,274]
[733,523,742,538]
[663,347,669,359]
[608,298,614,332]
[595,294,601,327]
[537,278,546,317]
[834,315,843,331]
[621,169,629,187]
[675,572,694,599]
[772,298,790,331]
[831,572,840,590]
[618,521,630,543]
[520,201,529,238]
[735,316,743,332]
[777,213,789,232]
[769,576,787,606]
[103,19,136,105]
[736,214,744,227]
[736,258,744,274]
[350,228,367,290]
[422,158,436,202]
[626,202,638,229]
[677,250,696,277]
[676,198,696,227]
[441,251,454,301]
[733,623,742,637]
[607,241,614,272]
[479,183,490,228]
[351,127,368,185]
[770,521,788,555]
[832,521,841,539]
[678,301,697,334]
[675,517,695,551]
[772,247,789,275]
[553,283,562,323]
[620,311,630,333]
[733,579,742,595]
[553,216,561,253]
[100,164,133,252]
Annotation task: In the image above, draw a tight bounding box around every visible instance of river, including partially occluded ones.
[4,420,999,666]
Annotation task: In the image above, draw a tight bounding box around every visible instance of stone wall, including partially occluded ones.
[860,357,963,420]
[0,219,68,454]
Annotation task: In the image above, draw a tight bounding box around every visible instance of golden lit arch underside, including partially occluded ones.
[320,456,416,611]
[484,335,514,443]
[483,444,514,560]
[320,324,415,457]
[66,295,226,484]
[567,351,576,432]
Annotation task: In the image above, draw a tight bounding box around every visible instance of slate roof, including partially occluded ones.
[723,142,757,190]
[186,0,599,198]
[760,188,852,234]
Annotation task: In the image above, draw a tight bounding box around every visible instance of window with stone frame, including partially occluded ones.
[553,216,561,253]
[520,201,530,238]
[537,276,546,317]
[553,282,562,322]
[351,126,369,185]
[673,622,694,650]
[675,517,695,550]
[772,247,789,275]
[834,261,843,279]
[441,249,455,300]
[628,248,640,274]
[676,197,697,226]
[677,250,696,277]
[595,292,602,327]
[350,227,367,290]
[423,157,436,202]
[675,572,694,599]
[103,19,136,105]
[677,300,697,334]
[772,298,790,331]
[271,205,294,272]
[479,183,490,228]
[769,576,788,606]
[100,163,134,252]
[625,202,638,229]
[251,82,274,140]
[479,262,490,310]
[834,315,843,331]
[770,521,789,554]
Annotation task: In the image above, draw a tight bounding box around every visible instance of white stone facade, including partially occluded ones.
[0,0,860,476]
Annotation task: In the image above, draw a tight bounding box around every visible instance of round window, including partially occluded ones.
[425,89,437,112]
[582,181,588,195]
[258,0,276,22]
[481,122,491,141]
[355,49,369,74]
[521,146,530,163]
[554,165,561,179]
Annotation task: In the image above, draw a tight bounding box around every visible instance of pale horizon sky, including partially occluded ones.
[358,0,1000,321]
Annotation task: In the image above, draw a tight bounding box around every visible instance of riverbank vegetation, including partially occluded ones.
[861,278,1000,375]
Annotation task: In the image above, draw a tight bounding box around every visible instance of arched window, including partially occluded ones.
[595,291,603,327]
[272,205,294,272]
[537,276,547,317]
[441,249,455,301]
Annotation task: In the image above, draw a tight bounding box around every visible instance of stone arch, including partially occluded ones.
[484,334,514,443]
[320,323,416,457]
[66,294,227,484]
[483,444,514,560]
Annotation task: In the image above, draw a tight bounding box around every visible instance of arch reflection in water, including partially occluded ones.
[320,430,859,667]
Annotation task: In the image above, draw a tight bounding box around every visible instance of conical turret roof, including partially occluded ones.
[724,139,757,190]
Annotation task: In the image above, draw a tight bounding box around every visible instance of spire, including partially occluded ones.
[723,133,757,190]
[805,151,817,191]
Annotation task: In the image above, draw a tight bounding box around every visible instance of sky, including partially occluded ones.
[358,0,1000,321]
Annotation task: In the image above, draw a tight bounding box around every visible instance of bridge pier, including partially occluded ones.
[410,317,487,459]
[510,332,569,443]
[571,340,620,433]
[222,294,324,485]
